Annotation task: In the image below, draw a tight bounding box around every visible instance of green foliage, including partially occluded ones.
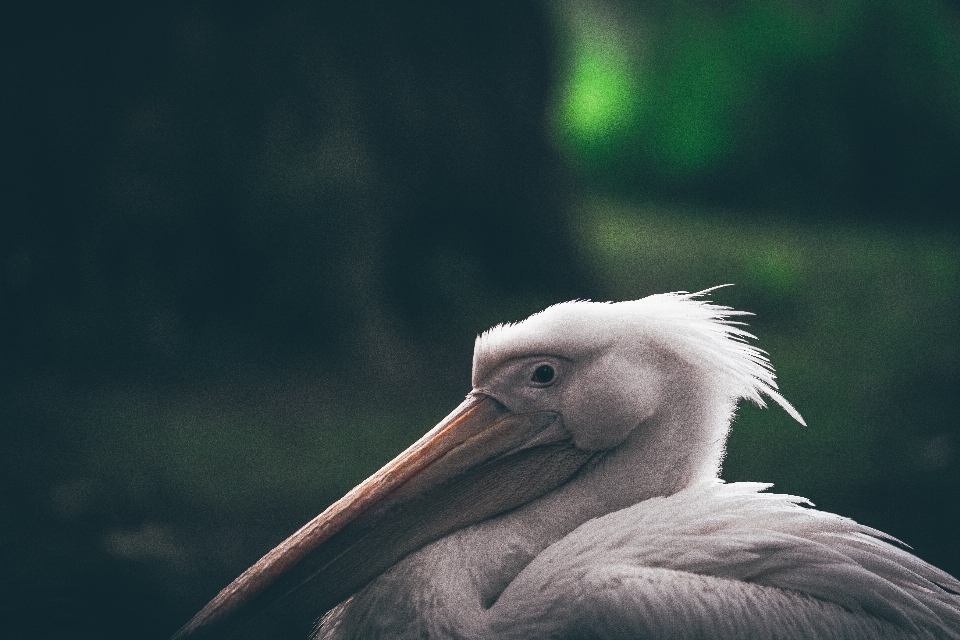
[552,0,960,209]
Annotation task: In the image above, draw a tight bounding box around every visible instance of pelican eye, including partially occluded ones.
[531,364,555,384]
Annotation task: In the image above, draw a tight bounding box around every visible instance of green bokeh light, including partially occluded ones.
[552,0,960,203]
[557,43,641,148]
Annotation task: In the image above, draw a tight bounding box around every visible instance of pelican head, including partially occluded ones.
[472,292,803,454]
[173,288,804,640]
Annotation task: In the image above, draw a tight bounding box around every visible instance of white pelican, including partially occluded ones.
[174,289,960,639]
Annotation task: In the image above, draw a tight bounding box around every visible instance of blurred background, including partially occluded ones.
[2,1,958,638]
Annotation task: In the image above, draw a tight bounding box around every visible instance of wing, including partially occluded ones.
[490,481,960,639]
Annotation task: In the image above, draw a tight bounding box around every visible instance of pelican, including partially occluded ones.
[174,289,960,639]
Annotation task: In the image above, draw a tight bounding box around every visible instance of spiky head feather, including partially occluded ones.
[472,287,804,425]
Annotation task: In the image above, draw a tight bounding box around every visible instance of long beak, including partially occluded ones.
[172,394,594,640]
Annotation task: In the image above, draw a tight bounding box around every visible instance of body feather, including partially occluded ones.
[318,482,960,639]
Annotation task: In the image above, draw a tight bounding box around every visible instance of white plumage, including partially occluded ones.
[322,480,960,638]
[175,289,960,640]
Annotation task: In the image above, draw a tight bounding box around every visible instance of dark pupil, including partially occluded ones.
[532,365,554,383]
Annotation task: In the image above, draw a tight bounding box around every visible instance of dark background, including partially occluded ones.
[2,1,958,638]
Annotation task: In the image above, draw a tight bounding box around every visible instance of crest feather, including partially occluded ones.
[472,287,804,425]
